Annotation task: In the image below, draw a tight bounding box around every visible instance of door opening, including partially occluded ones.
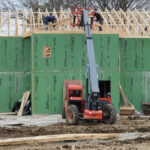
[98,80,111,98]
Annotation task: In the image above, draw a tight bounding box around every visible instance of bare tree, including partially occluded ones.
[21,0,41,11]
[63,0,91,9]
[89,0,150,11]
[8,0,150,12]
[42,0,64,11]
[0,0,23,11]
[21,0,64,11]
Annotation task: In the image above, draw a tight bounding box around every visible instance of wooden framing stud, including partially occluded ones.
[15,10,18,36]
[8,10,10,36]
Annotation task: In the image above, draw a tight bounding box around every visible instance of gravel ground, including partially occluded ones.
[0,114,64,128]
[0,115,150,150]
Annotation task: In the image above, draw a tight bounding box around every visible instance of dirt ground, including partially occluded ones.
[0,115,150,150]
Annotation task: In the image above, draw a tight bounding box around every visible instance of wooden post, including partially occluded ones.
[37,9,40,28]
[67,8,71,30]
[104,9,110,29]
[8,10,10,36]
[67,8,71,19]
[45,8,49,16]
[45,8,49,30]
[30,9,33,33]
[52,8,59,22]
[59,7,63,22]
[33,11,35,32]
[59,8,63,30]
[40,10,44,29]
[22,9,26,36]
[15,10,18,36]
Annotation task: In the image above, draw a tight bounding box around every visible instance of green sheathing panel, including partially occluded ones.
[0,73,31,112]
[120,72,150,112]
[32,70,119,114]
[93,35,119,72]
[32,71,82,114]
[120,38,150,72]
[32,34,119,114]
[120,38,150,112]
[0,37,31,71]
[0,37,31,112]
[32,34,86,70]
[32,34,119,71]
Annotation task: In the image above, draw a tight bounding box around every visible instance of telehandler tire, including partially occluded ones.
[61,102,66,119]
[66,105,79,125]
[102,104,116,124]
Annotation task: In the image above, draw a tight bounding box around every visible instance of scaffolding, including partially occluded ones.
[0,8,150,37]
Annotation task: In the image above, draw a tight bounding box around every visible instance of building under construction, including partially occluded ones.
[0,8,150,114]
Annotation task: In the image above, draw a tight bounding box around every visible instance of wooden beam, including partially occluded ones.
[0,133,117,146]
[15,10,18,36]
[8,10,10,36]
[37,9,41,28]
[22,10,26,36]
[32,11,36,31]
[45,8,49,16]
[30,9,33,33]
[0,112,17,115]
[52,8,59,22]
[120,106,135,115]
[59,7,63,22]
[17,91,30,117]
[62,8,66,19]
[67,8,71,30]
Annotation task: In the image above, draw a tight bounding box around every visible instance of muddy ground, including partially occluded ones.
[0,115,150,150]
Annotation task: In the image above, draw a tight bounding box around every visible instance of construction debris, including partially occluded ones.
[0,112,17,115]
[0,133,117,146]
[119,86,135,116]
[17,91,31,117]
[120,107,135,115]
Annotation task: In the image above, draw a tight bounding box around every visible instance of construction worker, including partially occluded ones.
[43,14,56,25]
[94,11,104,31]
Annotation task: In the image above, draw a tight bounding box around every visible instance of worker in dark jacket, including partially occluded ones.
[94,11,104,31]
[43,14,56,25]
[42,14,57,30]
